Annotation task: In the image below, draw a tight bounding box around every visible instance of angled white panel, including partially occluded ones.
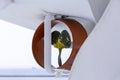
[0,0,96,30]
[89,0,110,22]
[0,3,44,30]
[35,0,96,23]
[69,0,120,80]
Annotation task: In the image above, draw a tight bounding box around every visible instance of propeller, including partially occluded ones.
[52,30,71,66]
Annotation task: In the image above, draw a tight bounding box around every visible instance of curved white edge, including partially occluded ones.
[69,0,120,80]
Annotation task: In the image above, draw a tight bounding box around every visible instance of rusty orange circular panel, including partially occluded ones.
[32,18,87,70]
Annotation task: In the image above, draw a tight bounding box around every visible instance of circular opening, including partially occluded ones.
[32,18,88,70]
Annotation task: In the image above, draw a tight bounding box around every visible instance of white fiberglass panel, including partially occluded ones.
[70,0,120,80]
